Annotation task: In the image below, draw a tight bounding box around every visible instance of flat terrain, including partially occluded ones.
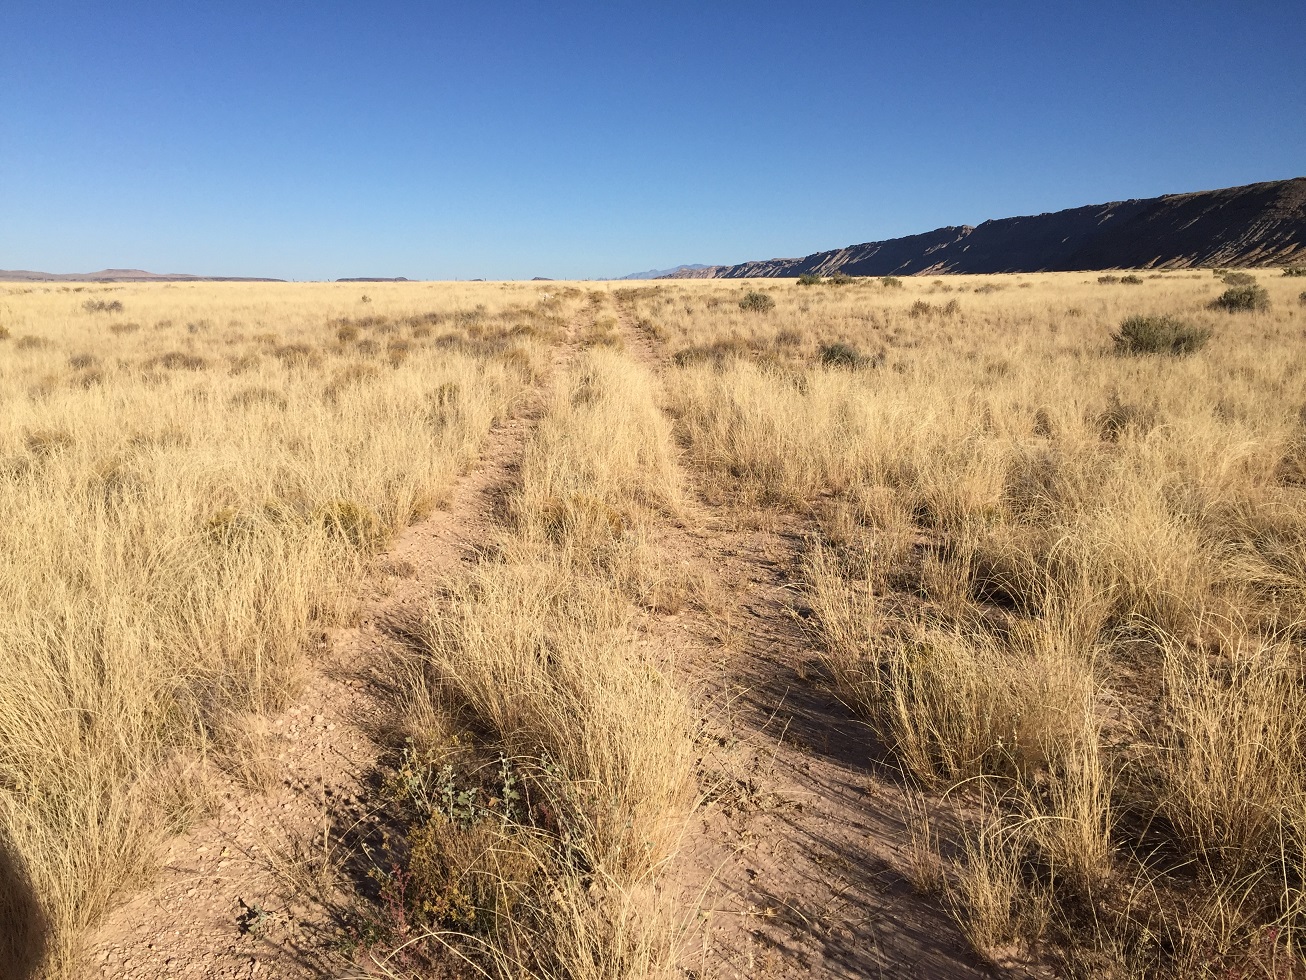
[2,269,1305,979]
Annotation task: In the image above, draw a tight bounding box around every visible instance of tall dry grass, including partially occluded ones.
[624,270,1306,975]
[0,280,568,975]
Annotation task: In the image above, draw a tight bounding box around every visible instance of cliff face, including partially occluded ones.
[669,177,1306,278]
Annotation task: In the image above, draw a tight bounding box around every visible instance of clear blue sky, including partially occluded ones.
[2,1,1303,280]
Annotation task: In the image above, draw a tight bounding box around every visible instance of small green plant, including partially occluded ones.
[797,273,822,286]
[1211,284,1270,312]
[1112,314,1211,355]
[738,291,775,313]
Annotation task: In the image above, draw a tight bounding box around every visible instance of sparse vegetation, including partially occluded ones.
[6,269,1306,979]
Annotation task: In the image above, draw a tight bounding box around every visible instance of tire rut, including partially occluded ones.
[613,305,1006,980]
[83,321,583,980]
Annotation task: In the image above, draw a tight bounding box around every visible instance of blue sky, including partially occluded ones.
[2,1,1303,280]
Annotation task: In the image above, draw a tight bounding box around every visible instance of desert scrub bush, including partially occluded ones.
[825,272,853,285]
[1282,265,1306,277]
[82,299,123,313]
[879,276,903,288]
[738,290,775,313]
[1299,290,1306,306]
[797,273,822,286]
[1119,274,1143,285]
[108,321,140,334]
[0,324,10,340]
[1211,284,1270,312]
[819,341,873,368]
[1111,314,1211,355]
[1098,275,1121,284]
[1221,271,1257,286]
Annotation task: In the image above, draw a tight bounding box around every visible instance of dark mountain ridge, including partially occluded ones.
[667,177,1306,278]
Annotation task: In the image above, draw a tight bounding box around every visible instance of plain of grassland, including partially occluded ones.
[0,280,571,975]
[622,268,1306,977]
[3,268,1306,980]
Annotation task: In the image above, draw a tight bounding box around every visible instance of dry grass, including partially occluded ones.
[623,270,1306,976]
[377,347,696,978]
[6,270,1305,978]
[0,280,566,975]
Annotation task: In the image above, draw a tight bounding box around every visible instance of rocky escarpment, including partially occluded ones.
[669,177,1306,278]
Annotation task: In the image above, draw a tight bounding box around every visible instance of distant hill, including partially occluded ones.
[0,268,284,282]
[623,264,711,280]
[665,177,1306,279]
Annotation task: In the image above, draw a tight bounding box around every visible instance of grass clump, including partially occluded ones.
[1097,275,1120,284]
[1112,314,1211,355]
[1281,265,1306,277]
[879,276,903,288]
[819,342,868,368]
[82,299,124,314]
[1120,274,1144,285]
[738,291,775,313]
[797,273,822,286]
[1211,284,1270,312]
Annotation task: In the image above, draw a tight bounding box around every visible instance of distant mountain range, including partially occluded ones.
[0,268,284,282]
[621,264,712,280]
[663,177,1306,279]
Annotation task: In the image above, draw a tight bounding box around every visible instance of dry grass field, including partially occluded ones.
[2,269,1305,979]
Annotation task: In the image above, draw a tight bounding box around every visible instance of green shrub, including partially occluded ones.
[1211,284,1270,312]
[738,291,775,313]
[1120,274,1144,285]
[879,276,903,288]
[825,272,853,286]
[1282,266,1306,277]
[797,273,821,286]
[1112,314,1211,356]
[1221,271,1256,287]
